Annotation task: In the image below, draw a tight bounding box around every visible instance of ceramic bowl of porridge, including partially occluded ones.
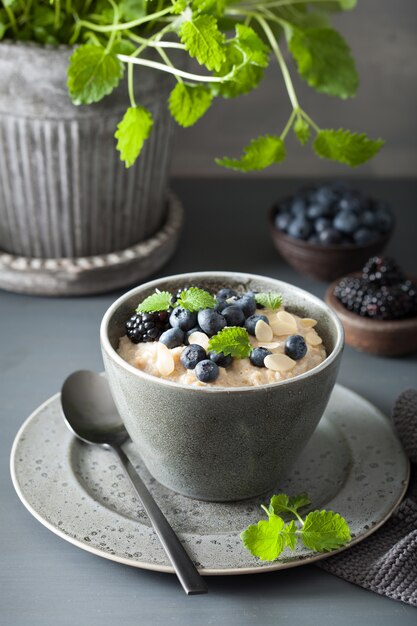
[100,271,344,501]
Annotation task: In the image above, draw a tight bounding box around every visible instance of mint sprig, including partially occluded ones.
[241,492,351,561]
[176,287,216,312]
[255,292,283,310]
[208,327,252,359]
[136,290,172,313]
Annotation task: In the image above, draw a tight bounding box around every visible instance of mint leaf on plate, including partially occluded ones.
[269,493,311,516]
[216,135,286,172]
[180,14,226,71]
[68,44,124,105]
[301,510,351,551]
[115,106,153,168]
[176,287,216,312]
[208,327,252,358]
[169,83,212,128]
[255,292,283,310]
[313,129,384,167]
[241,515,287,561]
[136,291,172,313]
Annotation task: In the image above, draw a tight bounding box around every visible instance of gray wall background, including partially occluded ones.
[171,0,417,178]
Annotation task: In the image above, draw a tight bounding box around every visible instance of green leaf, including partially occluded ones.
[293,117,311,145]
[68,44,124,105]
[301,510,351,552]
[169,83,212,128]
[176,287,216,312]
[254,292,283,310]
[172,0,188,15]
[136,290,172,313]
[115,106,153,168]
[241,514,286,561]
[313,129,384,167]
[119,0,147,21]
[234,24,269,68]
[288,27,358,99]
[216,135,286,172]
[282,520,298,550]
[0,22,6,41]
[180,14,226,72]
[269,493,311,516]
[208,327,252,359]
[193,0,226,17]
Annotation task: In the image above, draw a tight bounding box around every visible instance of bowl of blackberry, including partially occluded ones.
[325,256,417,357]
[270,182,394,281]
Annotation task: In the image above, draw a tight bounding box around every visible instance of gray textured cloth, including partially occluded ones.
[318,389,417,607]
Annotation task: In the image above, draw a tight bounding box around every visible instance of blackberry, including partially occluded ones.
[362,257,405,286]
[126,311,170,344]
[334,276,367,315]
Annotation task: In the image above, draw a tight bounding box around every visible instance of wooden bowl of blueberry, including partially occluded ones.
[270,182,394,281]
[325,256,417,357]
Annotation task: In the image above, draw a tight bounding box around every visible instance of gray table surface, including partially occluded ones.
[1,178,416,626]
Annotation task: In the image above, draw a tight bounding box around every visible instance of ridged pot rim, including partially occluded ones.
[100,270,344,393]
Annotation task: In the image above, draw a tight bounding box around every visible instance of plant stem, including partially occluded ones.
[280,109,296,140]
[117,53,233,83]
[300,109,321,133]
[78,6,173,34]
[2,3,17,34]
[105,0,119,53]
[239,0,346,9]
[261,505,271,517]
[127,31,185,49]
[54,0,61,31]
[156,47,183,83]
[127,62,137,107]
[255,14,299,110]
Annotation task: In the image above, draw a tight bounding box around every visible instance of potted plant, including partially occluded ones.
[0,0,383,294]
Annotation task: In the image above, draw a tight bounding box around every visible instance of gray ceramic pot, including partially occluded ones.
[101,272,344,502]
[0,41,175,258]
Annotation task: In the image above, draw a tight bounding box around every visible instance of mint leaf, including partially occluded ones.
[169,83,212,128]
[136,290,172,313]
[313,129,384,167]
[176,287,216,312]
[234,24,269,68]
[282,520,298,550]
[119,0,146,20]
[301,510,351,551]
[216,135,286,172]
[293,117,311,145]
[208,327,252,358]
[269,493,311,516]
[115,106,153,168]
[67,44,124,105]
[255,292,283,310]
[172,0,188,14]
[193,0,226,17]
[179,15,226,72]
[241,514,286,561]
[288,27,358,99]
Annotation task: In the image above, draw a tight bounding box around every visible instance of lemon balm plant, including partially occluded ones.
[1,0,383,171]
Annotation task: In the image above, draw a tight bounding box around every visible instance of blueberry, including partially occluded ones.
[333,211,360,235]
[319,228,342,245]
[234,295,257,317]
[215,299,229,312]
[184,326,204,345]
[274,212,292,232]
[290,197,307,216]
[250,347,272,368]
[159,327,185,349]
[361,210,377,228]
[374,203,394,233]
[307,204,330,219]
[197,308,226,336]
[287,217,312,240]
[245,314,269,336]
[353,228,378,245]
[285,335,307,360]
[312,185,338,208]
[337,192,362,213]
[195,359,219,383]
[314,217,331,233]
[222,305,245,326]
[209,351,233,368]
[169,307,197,331]
[180,344,207,369]
[216,288,237,301]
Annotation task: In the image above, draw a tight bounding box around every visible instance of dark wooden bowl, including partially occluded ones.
[269,207,391,282]
[325,277,417,357]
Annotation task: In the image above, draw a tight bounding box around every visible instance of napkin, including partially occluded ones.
[318,389,417,607]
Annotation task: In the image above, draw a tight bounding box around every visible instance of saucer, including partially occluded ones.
[10,384,409,575]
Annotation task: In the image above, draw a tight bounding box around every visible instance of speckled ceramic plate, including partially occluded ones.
[10,384,409,575]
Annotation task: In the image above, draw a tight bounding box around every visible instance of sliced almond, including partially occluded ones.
[260,342,281,350]
[156,343,175,376]
[264,353,296,372]
[306,330,323,346]
[272,310,297,335]
[187,331,209,350]
[300,318,317,328]
[255,319,273,343]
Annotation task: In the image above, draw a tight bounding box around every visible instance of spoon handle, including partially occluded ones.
[115,445,208,595]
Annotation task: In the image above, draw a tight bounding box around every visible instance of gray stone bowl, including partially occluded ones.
[100,271,344,502]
